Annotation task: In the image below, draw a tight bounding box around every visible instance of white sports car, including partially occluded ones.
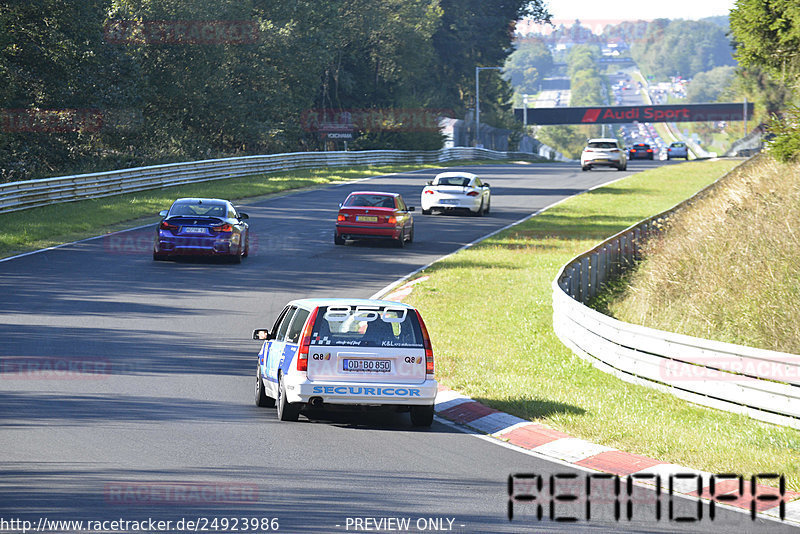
[421,172,491,216]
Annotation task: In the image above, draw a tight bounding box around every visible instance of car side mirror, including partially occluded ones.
[159,210,168,217]
[483,182,490,187]
[253,329,271,341]
[426,180,433,185]
[338,203,343,208]
[408,206,415,212]
[239,212,249,220]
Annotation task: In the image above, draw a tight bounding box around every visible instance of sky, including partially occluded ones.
[543,0,736,22]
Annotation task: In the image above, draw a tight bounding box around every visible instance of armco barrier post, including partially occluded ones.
[579,257,590,304]
[590,252,599,300]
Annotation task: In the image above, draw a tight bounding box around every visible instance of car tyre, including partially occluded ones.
[229,249,243,264]
[334,232,345,246]
[277,373,300,422]
[484,199,490,215]
[153,252,168,261]
[421,208,431,215]
[407,225,414,244]
[581,166,589,172]
[394,231,406,248]
[473,200,484,217]
[410,405,434,427]
[255,367,275,408]
[242,232,250,257]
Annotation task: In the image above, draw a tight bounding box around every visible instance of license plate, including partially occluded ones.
[183,227,206,233]
[440,199,459,205]
[356,216,378,222]
[342,359,391,372]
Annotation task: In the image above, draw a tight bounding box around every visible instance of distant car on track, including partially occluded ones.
[334,191,414,248]
[581,138,627,171]
[153,198,249,262]
[629,143,655,160]
[420,172,491,215]
[667,141,689,160]
[253,298,438,426]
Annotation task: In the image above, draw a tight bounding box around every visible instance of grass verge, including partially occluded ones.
[0,159,535,259]
[402,158,800,490]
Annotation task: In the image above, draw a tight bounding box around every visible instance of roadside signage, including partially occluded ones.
[516,102,754,125]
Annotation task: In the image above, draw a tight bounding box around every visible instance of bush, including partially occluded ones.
[766,106,800,163]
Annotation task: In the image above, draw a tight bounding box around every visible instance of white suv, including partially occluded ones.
[253,298,438,426]
[581,138,627,171]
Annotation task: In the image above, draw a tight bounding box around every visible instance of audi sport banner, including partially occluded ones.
[515,102,753,125]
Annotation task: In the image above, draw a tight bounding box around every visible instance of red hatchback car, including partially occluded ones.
[334,191,415,248]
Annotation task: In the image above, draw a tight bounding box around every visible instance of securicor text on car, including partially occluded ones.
[253,298,438,426]
[420,171,491,215]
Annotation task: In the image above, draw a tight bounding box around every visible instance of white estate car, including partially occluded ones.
[253,298,438,426]
[581,138,627,171]
[421,172,491,216]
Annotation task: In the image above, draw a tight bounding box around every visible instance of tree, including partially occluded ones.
[686,66,736,103]
[631,19,735,80]
[504,37,553,95]
[730,0,800,162]
[730,0,800,86]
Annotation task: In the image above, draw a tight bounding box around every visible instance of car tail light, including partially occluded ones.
[212,223,233,232]
[337,213,347,222]
[466,191,479,197]
[297,307,319,373]
[415,310,434,376]
[646,149,653,153]
[424,190,435,194]
[159,221,178,231]
[387,216,397,224]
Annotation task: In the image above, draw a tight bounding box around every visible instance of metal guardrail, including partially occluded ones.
[0,147,536,214]
[552,161,800,430]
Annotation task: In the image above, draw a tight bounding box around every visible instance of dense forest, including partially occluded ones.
[0,0,549,182]
[630,19,736,81]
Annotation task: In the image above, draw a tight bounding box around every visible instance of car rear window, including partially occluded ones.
[435,176,471,186]
[308,306,424,348]
[588,142,618,149]
[344,195,395,208]
[170,201,227,217]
